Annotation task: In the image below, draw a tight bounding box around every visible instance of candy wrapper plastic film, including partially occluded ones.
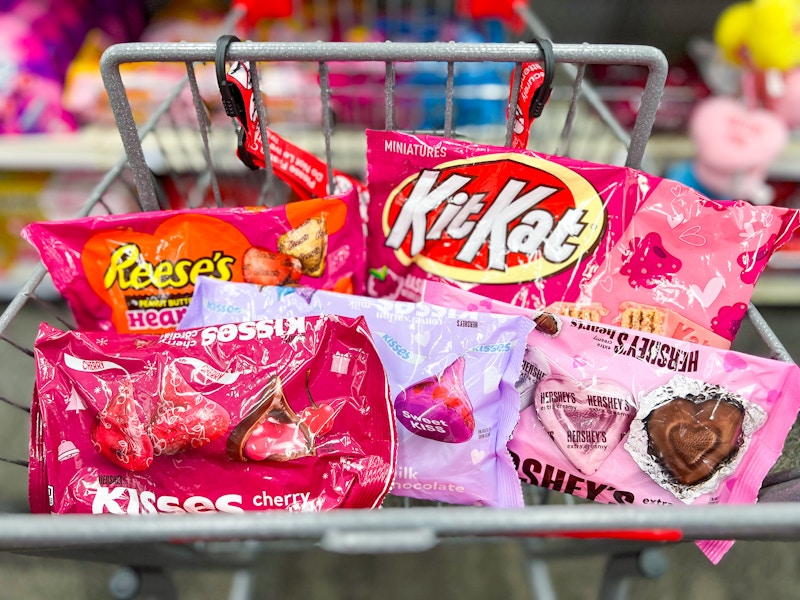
[31,314,397,515]
[421,280,800,564]
[366,130,800,349]
[22,190,364,334]
[180,276,534,508]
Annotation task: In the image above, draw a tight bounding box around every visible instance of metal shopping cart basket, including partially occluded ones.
[1,2,800,599]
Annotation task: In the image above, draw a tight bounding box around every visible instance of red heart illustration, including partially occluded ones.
[534,375,635,475]
[149,361,231,456]
[91,379,154,471]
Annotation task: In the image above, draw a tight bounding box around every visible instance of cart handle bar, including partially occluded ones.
[7,502,800,553]
[100,41,668,213]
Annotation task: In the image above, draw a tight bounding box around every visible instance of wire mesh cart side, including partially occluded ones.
[2,25,800,600]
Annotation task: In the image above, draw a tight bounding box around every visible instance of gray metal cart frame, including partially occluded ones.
[1,5,799,598]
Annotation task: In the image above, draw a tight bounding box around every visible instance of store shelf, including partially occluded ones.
[752,271,800,306]
[0,127,126,172]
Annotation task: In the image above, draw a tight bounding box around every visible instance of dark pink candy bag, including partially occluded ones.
[31,314,396,514]
[366,130,800,349]
[22,191,364,334]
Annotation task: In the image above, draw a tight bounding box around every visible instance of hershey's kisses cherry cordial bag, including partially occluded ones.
[31,314,396,514]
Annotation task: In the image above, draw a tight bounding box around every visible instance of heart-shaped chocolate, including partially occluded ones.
[150,362,231,456]
[533,375,635,475]
[91,379,154,472]
[645,397,744,487]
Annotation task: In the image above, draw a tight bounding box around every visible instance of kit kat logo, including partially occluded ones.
[382,153,606,283]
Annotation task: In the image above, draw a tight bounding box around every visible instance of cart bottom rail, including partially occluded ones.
[4,503,800,553]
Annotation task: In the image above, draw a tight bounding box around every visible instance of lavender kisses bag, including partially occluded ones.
[179,276,534,507]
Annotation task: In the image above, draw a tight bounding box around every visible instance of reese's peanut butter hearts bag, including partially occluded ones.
[22,191,364,333]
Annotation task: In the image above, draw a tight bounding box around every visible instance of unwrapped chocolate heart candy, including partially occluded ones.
[533,375,635,475]
[644,396,744,487]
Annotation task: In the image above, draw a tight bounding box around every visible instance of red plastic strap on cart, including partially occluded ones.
[233,0,293,26]
[214,39,368,210]
[457,0,526,29]
[543,529,684,542]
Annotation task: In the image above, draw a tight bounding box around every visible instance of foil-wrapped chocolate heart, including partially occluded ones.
[644,397,744,487]
[533,375,635,475]
[625,375,767,503]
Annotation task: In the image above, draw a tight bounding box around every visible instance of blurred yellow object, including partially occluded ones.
[714,0,800,71]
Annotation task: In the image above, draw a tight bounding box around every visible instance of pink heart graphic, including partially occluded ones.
[598,275,613,293]
[723,352,748,372]
[534,375,635,475]
[766,389,781,406]
[690,276,724,309]
[467,299,493,312]
[678,225,706,247]
[666,212,684,229]
[572,355,589,369]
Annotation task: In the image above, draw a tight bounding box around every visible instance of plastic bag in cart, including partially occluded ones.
[421,279,800,564]
[365,129,800,349]
[179,276,534,508]
[31,314,397,514]
[22,190,365,334]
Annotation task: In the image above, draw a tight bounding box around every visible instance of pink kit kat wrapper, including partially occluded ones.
[31,314,396,515]
[366,130,800,349]
[421,280,800,563]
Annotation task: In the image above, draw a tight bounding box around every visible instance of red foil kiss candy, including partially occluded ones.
[150,361,231,456]
[534,375,636,475]
[91,379,154,472]
[395,357,475,444]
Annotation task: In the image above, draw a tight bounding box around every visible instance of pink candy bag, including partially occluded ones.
[366,130,800,348]
[31,314,396,514]
[179,277,534,507]
[22,192,364,334]
[422,280,800,563]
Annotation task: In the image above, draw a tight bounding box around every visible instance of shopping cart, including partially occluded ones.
[1,2,800,599]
